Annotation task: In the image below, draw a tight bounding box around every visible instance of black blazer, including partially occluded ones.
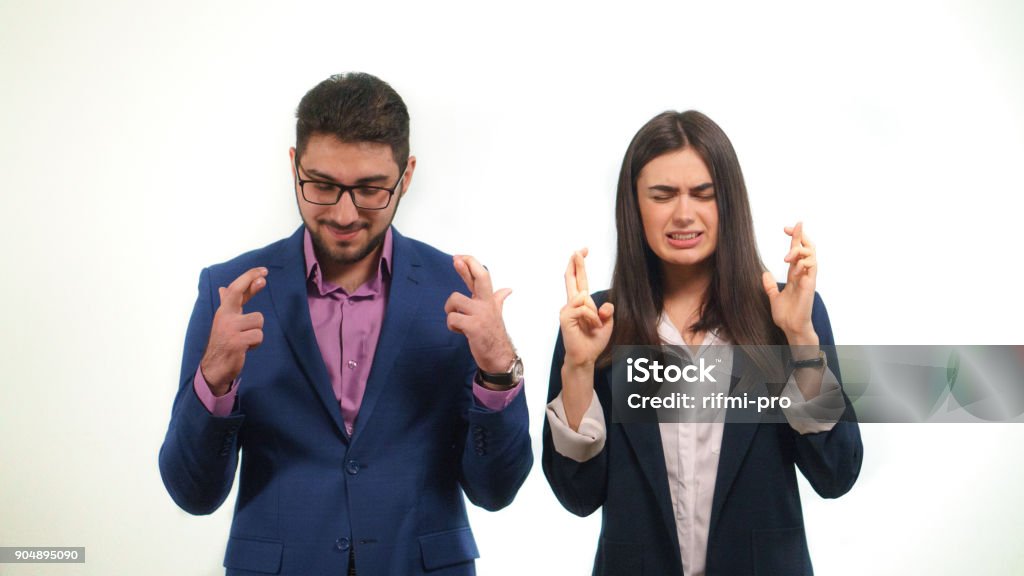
[542,290,862,576]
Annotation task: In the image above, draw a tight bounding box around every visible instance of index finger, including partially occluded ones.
[575,248,590,296]
[787,221,804,252]
[458,255,493,298]
[564,253,579,302]
[789,222,815,251]
[799,227,814,251]
[453,256,475,295]
[222,267,268,312]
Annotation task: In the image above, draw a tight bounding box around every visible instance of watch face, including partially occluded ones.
[512,357,524,382]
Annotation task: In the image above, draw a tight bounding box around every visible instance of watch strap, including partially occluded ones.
[478,355,522,388]
[790,349,827,370]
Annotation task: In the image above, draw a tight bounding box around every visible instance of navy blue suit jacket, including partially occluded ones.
[542,291,862,576]
[160,226,532,575]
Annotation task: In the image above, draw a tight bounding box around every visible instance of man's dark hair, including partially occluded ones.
[295,72,410,169]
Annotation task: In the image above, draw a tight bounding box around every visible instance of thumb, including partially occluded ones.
[218,287,227,304]
[493,288,513,311]
[761,271,779,300]
[598,302,615,322]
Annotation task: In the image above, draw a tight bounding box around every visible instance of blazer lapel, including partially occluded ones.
[266,226,347,439]
[619,400,680,567]
[350,229,422,444]
[708,350,762,539]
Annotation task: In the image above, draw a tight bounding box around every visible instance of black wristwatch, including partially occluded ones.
[478,355,524,389]
[790,350,827,370]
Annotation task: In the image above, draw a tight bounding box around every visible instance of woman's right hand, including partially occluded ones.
[560,249,615,370]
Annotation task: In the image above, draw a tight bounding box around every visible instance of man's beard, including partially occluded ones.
[298,192,401,269]
[309,221,389,266]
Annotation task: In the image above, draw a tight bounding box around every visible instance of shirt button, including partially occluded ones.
[347,360,357,369]
[345,460,360,475]
[336,537,351,551]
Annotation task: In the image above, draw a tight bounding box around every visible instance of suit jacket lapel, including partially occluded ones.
[618,355,762,566]
[708,349,761,540]
[350,228,422,444]
[619,393,680,568]
[266,226,348,439]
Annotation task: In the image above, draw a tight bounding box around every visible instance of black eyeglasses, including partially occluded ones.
[294,159,407,210]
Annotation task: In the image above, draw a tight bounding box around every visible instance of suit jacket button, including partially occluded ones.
[336,537,351,551]
[345,460,360,475]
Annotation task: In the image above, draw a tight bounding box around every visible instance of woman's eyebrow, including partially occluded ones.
[648,184,679,192]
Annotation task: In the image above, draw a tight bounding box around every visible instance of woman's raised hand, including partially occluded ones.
[762,222,819,345]
[560,248,615,368]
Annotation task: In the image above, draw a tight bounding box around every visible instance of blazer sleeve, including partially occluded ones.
[542,328,610,517]
[158,267,245,515]
[459,341,534,512]
[789,292,864,498]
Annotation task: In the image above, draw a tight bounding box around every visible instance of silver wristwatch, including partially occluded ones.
[477,355,524,389]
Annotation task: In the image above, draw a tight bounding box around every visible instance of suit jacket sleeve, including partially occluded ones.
[460,380,533,511]
[456,310,533,512]
[158,267,245,515]
[789,292,864,498]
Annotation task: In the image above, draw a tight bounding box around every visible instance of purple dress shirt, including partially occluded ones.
[194,227,522,428]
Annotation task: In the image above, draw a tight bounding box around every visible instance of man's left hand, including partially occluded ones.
[444,255,516,375]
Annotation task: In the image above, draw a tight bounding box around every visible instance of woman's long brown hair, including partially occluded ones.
[598,111,786,372]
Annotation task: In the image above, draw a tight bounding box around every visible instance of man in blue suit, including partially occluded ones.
[159,73,532,575]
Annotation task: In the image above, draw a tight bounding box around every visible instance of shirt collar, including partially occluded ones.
[303,226,393,297]
[657,312,723,350]
[658,312,734,391]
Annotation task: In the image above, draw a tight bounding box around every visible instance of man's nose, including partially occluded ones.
[328,191,361,225]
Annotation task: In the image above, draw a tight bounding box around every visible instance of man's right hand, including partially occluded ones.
[200,267,268,396]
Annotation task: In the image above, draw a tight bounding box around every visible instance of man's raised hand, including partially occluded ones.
[444,255,516,376]
[200,267,268,396]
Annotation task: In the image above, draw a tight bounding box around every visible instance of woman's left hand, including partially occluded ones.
[762,221,819,345]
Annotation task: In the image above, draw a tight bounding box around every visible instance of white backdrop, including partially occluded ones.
[2,1,1023,574]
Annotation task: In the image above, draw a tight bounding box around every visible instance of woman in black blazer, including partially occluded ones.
[543,110,863,576]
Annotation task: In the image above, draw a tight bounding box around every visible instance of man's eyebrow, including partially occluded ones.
[301,167,391,185]
[690,182,714,193]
